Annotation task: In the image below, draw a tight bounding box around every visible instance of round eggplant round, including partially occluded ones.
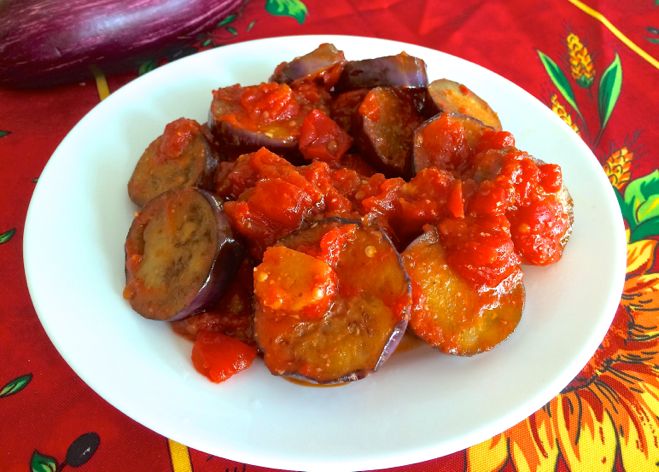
[128,118,218,207]
[208,83,302,158]
[124,187,244,321]
[402,227,524,356]
[253,219,411,384]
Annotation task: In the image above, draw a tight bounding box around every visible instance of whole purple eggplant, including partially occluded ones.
[0,0,244,87]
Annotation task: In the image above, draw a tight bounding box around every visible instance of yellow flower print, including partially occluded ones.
[550,94,580,134]
[567,33,596,87]
[604,146,634,190]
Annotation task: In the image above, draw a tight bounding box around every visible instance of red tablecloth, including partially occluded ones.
[1,1,658,470]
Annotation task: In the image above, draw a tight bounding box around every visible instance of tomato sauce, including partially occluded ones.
[127,44,573,383]
[157,118,201,161]
[217,128,570,286]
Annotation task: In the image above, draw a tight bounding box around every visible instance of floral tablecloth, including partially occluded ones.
[1,1,657,470]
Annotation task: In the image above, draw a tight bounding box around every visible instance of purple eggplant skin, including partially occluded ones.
[354,87,424,179]
[208,113,299,155]
[124,187,244,322]
[0,0,244,87]
[269,43,346,88]
[334,52,428,92]
[208,85,303,161]
[183,190,244,321]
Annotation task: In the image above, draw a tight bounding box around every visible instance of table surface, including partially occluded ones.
[1,1,657,471]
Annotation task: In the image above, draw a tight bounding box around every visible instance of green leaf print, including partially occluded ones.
[265,0,308,24]
[30,451,57,472]
[0,373,32,398]
[0,228,15,244]
[537,50,581,117]
[597,54,623,132]
[624,170,659,226]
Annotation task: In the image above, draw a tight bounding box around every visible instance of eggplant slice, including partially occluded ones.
[413,112,492,174]
[128,118,218,207]
[403,227,524,356]
[335,52,428,91]
[208,83,302,157]
[355,87,424,178]
[270,43,346,88]
[254,219,411,384]
[427,79,502,130]
[124,188,244,321]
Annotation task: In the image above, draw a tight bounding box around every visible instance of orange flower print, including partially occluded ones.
[567,33,595,88]
[550,94,580,134]
[466,229,659,471]
[604,146,634,190]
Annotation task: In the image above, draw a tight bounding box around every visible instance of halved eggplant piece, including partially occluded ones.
[128,118,218,207]
[427,79,502,130]
[335,52,428,92]
[270,43,346,89]
[403,227,524,355]
[124,188,244,321]
[254,219,411,383]
[355,87,424,178]
[208,83,303,156]
[413,112,492,174]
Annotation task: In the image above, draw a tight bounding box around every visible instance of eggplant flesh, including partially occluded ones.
[128,118,218,207]
[427,79,502,130]
[209,117,299,155]
[403,227,524,356]
[254,219,411,384]
[355,87,424,178]
[124,188,244,321]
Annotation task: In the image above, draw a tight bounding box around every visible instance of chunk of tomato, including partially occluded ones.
[191,331,257,383]
[299,109,352,163]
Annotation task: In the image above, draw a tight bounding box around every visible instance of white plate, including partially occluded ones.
[24,35,626,471]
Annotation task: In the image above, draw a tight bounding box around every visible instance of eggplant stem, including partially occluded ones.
[91,66,110,101]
